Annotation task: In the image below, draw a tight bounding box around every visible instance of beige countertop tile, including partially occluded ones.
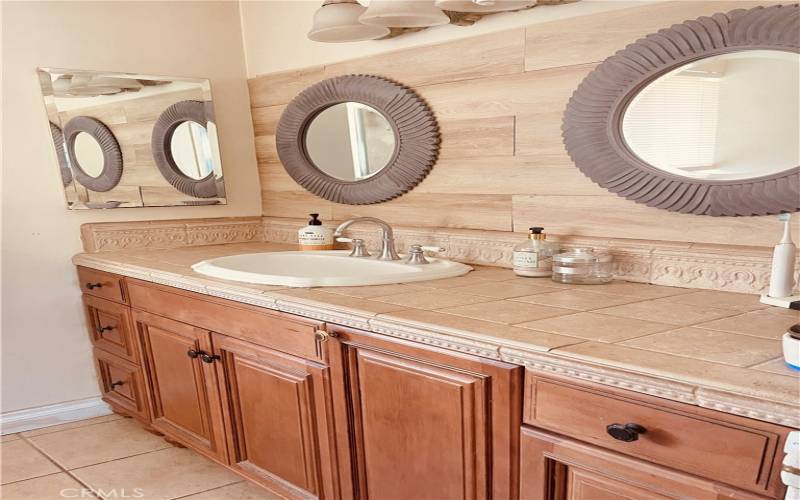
[620,327,781,367]
[511,289,645,311]
[72,244,800,427]
[516,312,675,343]
[438,299,574,324]
[371,289,492,310]
[694,309,799,340]
[594,300,738,326]
[447,281,556,299]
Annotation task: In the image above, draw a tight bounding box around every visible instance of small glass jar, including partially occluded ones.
[552,247,613,284]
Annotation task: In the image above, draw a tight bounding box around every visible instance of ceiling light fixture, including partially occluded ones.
[308,0,390,43]
[359,1,450,28]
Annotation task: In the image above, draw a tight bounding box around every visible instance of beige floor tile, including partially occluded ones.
[695,309,799,340]
[553,342,800,404]
[448,281,555,299]
[318,283,426,298]
[21,414,123,438]
[28,418,171,470]
[438,300,573,324]
[372,289,491,310]
[658,290,767,312]
[71,447,241,500]
[1,434,20,443]
[576,281,695,299]
[182,480,282,499]
[377,309,584,352]
[499,276,576,288]
[595,300,736,326]
[751,357,800,377]
[621,327,781,367]
[516,312,675,342]
[512,289,645,311]
[1,439,61,484]
[0,472,83,500]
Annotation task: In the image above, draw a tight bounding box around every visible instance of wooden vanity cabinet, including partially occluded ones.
[325,325,523,500]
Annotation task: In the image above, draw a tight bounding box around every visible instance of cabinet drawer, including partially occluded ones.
[77,266,127,304]
[84,295,138,363]
[93,348,149,422]
[128,280,325,361]
[524,374,784,495]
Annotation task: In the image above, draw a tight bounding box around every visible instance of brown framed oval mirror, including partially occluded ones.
[151,100,223,199]
[63,116,123,192]
[276,75,440,205]
[563,4,800,216]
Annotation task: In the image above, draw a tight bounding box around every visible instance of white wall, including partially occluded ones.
[1,1,260,413]
[240,0,648,76]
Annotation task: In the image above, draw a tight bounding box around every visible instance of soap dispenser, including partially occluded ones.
[513,227,559,277]
[297,213,333,251]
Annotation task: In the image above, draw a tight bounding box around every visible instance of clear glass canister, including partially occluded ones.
[552,248,613,284]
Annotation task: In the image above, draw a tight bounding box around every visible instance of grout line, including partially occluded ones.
[66,444,175,473]
[20,415,124,439]
[169,480,246,500]
[0,471,64,487]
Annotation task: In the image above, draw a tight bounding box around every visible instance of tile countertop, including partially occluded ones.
[73,242,800,428]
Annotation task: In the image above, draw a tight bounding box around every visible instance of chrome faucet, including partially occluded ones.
[334,217,401,261]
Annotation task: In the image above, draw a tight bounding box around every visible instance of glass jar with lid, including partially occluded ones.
[552,247,613,284]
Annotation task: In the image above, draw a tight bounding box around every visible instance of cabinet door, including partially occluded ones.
[135,311,227,462]
[212,333,339,499]
[328,327,522,500]
[520,427,766,500]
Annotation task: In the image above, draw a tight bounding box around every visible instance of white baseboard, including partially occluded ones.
[1,397,113,435]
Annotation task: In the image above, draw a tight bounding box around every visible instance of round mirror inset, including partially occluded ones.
[304,102,396,181]
[170,121,214,180]
[73,132,105,178]
[622,50,800,181]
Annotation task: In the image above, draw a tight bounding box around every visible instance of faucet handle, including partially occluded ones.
[344,238,371,258]
[405,245,445,265]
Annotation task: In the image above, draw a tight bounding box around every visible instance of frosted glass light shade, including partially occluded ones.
[308,0,390,43]
[359,1,450,28]
[434,0,536,12]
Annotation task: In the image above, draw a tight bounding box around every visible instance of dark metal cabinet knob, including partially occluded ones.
[85,282,103,290]
[110,380,125,389]
[96,325,113,333]
[187,349,200,359]
[200,353,220,364]
[606,423,646,442]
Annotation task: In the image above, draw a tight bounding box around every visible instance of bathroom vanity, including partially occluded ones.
[74,247,796,500]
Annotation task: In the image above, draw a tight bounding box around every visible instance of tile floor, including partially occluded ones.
[1,415,280,499]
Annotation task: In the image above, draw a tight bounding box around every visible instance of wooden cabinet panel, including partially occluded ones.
[93,348,149,421]
[135,310,227,462]
[83,295,138,362]
[212,333,338,499]
[520,427,767,500]
[77,266,127,304]
[328,326,522,500]
[524,373,785,496]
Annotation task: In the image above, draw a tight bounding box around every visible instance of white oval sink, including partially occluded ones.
[192,250,472,287]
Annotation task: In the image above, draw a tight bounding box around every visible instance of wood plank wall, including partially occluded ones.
[56,87,205,207]
[249,1,796,247]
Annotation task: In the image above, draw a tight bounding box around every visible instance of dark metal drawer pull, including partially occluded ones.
[606,423,646,442]
[200,353,220,364]
[96,325,114,333]
[110,380,125,389]
[86,282,103,290]
[187,349,200,359]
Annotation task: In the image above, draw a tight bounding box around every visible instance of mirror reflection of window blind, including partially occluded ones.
[623,75,721,172]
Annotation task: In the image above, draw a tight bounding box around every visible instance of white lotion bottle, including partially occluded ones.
[768,214,797,298]
[298,213,333,251]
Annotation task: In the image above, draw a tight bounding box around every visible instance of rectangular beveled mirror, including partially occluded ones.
[39,68,226,209]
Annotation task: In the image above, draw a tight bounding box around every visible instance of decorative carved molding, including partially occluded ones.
[276,75,440,205]
[562,4,800,216]
[81,217,263,252]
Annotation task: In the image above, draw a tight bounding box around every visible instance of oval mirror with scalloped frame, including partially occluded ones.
[563,5,800,216]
